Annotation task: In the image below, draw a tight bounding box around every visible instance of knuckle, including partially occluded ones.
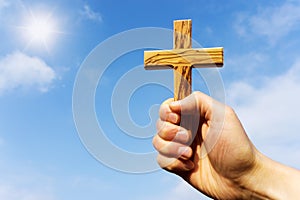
[160,125,169,138]
[156,158,163,168]
[156,154,165,167]
[156,119,162,131]
[153,133,187,157]
[159,104,168,118]
[225,105,237,119]
[156,154,177,170]
[159,123,178,141]
[226,105,235,115]
[192,91,201,97]
[152,135,160,151]
[192,91,203,103]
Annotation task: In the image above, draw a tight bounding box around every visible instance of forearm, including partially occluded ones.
[243,151,300,199]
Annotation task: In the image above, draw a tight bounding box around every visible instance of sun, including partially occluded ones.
[26,16,55,44]
[18,9,63,51]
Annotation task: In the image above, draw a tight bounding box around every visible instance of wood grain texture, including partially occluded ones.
[173,65,192,100]
[173,19,192,101]
[144,47,223,69]
[174,20,194,149]
[174,19,191,49]
[143,19,224,100]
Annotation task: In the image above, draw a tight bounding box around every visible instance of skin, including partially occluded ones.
[153,91,300,200]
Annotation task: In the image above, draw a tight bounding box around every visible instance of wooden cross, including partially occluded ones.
[144,19,223,101]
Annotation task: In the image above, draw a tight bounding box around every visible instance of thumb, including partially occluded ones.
[169,91,213,119]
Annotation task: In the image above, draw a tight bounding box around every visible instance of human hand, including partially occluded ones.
[153,91,268,199]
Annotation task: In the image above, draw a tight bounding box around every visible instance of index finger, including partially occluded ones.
[159,98,180,124]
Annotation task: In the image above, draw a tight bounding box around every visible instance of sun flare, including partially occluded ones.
[26,17,55,43]
[18,9,62,51]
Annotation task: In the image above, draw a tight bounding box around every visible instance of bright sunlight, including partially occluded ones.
[18,8,62,51]
[26,17,55,44]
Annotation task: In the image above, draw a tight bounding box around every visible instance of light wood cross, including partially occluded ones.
[144,19,224,101]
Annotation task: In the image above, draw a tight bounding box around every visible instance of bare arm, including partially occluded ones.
[153,91,300,199]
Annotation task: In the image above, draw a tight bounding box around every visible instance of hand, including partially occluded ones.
[153,91,300,199]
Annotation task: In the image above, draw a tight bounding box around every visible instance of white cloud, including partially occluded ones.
[80,4,102,23]
[234,1,300,44]
[226,51,268,74]
[0,51,56,94]
[227,60,300,168]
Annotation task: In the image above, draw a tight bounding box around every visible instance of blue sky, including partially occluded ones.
[1,0,300,199]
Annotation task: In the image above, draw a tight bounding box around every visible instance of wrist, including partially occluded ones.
[242,149,300,199]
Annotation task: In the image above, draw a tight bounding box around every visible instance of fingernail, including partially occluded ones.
[178,146,191,158]
[185,161,195,171]
[170,101,180,108]
[176,131,188,141]
[168,113,178,123]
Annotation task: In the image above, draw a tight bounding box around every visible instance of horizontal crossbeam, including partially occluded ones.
[144,47,223,70]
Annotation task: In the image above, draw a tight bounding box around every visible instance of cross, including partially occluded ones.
[144,19,224,101]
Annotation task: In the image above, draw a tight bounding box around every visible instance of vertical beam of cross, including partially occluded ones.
[173,19,192,101]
